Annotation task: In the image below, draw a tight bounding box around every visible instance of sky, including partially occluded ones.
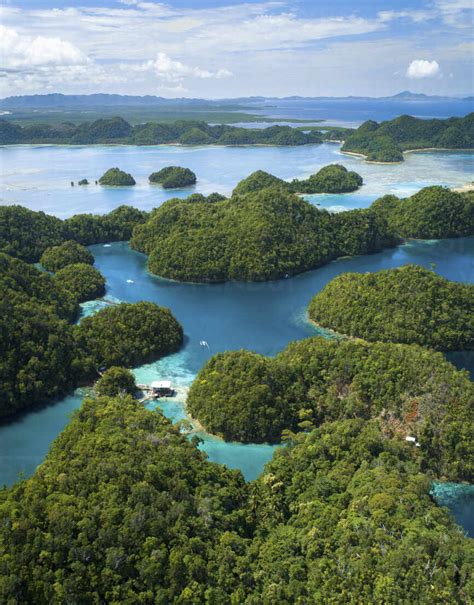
[0,0,473,98]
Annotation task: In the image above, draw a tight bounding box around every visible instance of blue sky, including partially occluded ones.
[1,0,473,97]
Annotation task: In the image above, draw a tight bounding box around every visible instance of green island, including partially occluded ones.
[95,366,137,397]
[187,337,473,469]
[2,115,473,162]
[1,183,472,285]
[380,186,474,239]
[0,204,148,261]
[98,167,136,186]
[232,164,363,195]
[75,301,183,369]
[342,113,474,162]
[0,116,323,146]
[0,250,183,418]
[40,240,94,272]
[0,389,472,602]
[308,265,474,351]
[149,166,197,188]
[54,262,106,304]
[131,181,473,283]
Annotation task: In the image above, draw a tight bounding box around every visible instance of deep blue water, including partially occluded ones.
[248,97,474,128]
[0,237,472,493]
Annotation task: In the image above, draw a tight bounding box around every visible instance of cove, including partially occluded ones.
[0,236,472,491]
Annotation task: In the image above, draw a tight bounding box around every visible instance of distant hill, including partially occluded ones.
[0,91,471,109]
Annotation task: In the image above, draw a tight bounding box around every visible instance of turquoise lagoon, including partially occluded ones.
[0,143,473,533]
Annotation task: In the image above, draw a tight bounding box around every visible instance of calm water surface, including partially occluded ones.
[0,144,472,534]
[1,143,472,216]
[1,238,473,491]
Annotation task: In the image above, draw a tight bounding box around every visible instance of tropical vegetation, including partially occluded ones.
[95,366,137,397]
[54,263,106,304]
[0,392,472,603]
[74,301,183,370]
[187,336,474,482]
[40,240,94,272]
[98,167,136,186]
[131,185,397,282]
[149,166,197,188]
[342,113,474,162]
[0,204,148,261]
[0,116,323,146]
[385,186,474,239]
[232,164,363,196]
[308,264,474,350]
[0,252,183,418]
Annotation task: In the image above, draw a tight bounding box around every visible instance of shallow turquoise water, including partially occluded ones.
[431,483,474,537]
[1,144,472,216]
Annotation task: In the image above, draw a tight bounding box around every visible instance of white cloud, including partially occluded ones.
[138,53,233,81]
[0,25,89,68]
[0,1,471,97]
[406,59,440,79]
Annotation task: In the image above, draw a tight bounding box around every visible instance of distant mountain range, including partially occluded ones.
[0,91,472,109]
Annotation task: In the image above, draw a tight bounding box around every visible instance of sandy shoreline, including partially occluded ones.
[339,150,403,165]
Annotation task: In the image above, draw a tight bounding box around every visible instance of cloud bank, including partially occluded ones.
[0,1,472,97]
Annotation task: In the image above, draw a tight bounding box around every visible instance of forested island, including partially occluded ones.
[342,113,474,162]
[1,182,472,285]
[1,114,473,161]
[0,248,183,418]
[308,265,474,351]
[99,167,136,186]
[40,240,94,271]
[232,164,363,195]
[0,116,323,146]
[187,337,473,467]
[149,166,197,188]
[0,165,473,602]
[0,204,148,262]
[131,182,473,282]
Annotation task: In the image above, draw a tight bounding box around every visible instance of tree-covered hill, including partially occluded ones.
[382,186,474,239]
[0,395,250,603]
[75,301,183,369]
[0,252,183,418]
[187,336,474,482]
[130,182,474,283]
[232,164,363,196]
[149,166,197,188]
[40,240,94,272]
[342,113,474,162]
[0,393,472,603]
[247,419,474,603]
[54,263,106,304]
[130,185,396,282]
[0,116,323,146]
[308,265,474,351]
[99,167,136,186]
[0,253,81,417]
[0,205,148,262]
